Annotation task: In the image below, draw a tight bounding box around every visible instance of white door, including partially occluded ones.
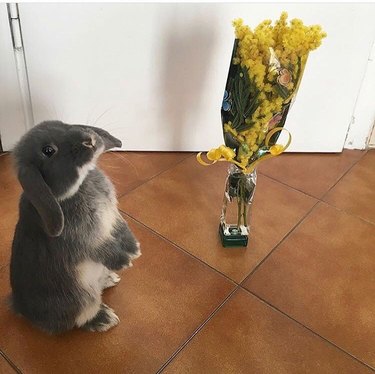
[2,3,375,152]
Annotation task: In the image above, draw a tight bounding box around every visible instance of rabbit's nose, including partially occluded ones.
[82,136,96,148]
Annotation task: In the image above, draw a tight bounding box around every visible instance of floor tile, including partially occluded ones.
[0,217,234,374]
[164,289,370,374]
[0,154,21,267]
[0,354,17,374]
[324,150,375,224]
[258,150,364,198]
[245,202,375,368]
[98,151,192,196]
[119,157,317,282]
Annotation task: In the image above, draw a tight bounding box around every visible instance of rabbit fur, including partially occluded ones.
[10,121,141,334]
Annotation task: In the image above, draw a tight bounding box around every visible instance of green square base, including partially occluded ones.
[219,225,249,248]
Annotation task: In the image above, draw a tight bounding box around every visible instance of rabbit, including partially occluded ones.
[10,120,141,334]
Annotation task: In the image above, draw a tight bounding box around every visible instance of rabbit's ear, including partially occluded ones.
[78,125,122,150]
[18,165,64,237]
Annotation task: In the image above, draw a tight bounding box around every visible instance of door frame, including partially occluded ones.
[345,39,375,150]
[0,3,33,151]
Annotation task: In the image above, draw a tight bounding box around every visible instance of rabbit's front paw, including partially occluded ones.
[118,242,141,270]
[122,243,141,270]
[82,304,119,332]
[128,241,142,261]
[102,271,121,289]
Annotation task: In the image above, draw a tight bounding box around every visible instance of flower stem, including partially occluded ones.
[237,196,242,228]
[243,202,248,227]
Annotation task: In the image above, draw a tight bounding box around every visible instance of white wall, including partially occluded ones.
[2,3,375,152]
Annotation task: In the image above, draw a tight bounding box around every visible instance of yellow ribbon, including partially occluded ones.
[197,126,292,174]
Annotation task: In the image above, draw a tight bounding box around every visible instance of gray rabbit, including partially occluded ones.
[10,121,141,334]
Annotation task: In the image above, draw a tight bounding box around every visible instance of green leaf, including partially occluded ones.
[276,84,290,99]
[226,65,260,132]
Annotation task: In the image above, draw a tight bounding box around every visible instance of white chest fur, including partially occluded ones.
[75,260,107,327]
[94,182,121,244]
[76,260,106,296]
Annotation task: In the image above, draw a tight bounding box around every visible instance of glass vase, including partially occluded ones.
[219,164,257,247]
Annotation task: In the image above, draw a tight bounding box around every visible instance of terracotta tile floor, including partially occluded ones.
[0,149,374,373]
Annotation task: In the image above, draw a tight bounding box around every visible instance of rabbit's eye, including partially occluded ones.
[42,145,56,158]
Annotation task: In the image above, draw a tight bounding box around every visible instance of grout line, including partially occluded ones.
[120,150,370,289]
[120,209,238,286]
[320,150,368,202]
[240,150,371,284]
[156,287,240,373]
[242,288,375,372]
[316,150,375,224]
[259,150,369,203]
[240,200,320,286]
[116,153,194,200]
[319,200,375,228]
[0,350,22,374]
[258,171,319,200]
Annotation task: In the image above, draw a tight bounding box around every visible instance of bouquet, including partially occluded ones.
[198,12,326,247]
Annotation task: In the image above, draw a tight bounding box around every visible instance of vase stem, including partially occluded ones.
[219,165,257,247]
